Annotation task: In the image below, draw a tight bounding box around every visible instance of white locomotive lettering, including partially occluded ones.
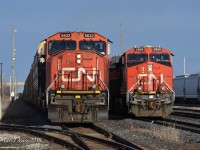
[60,33,71,38]
[84,33,95,38]
[62,67,97,82]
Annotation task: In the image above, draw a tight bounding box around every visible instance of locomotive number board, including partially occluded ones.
[135,47,144,52]
[84,33,95,38]
[60,33,71,38]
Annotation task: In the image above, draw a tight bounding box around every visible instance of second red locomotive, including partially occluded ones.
[109,46,174,117]
[23,32,110,123]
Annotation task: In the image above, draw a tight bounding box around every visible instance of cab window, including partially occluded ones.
[79,41,106,55]
[150,53,171,66]
[48,40,76,55]
[150,54,170,62]
[127,54,148,62]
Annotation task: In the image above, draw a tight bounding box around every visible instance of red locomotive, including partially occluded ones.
[109,46,174,117]
[23,32,110,122]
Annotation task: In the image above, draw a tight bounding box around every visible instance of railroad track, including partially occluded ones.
[173,105,200,112]
[0,123,143,150]
[172,106,200,119]
[172,110,200,119]
[140,118,200,134]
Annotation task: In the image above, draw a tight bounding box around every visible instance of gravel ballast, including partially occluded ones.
[2,98,200,149]
[95,118,200,150]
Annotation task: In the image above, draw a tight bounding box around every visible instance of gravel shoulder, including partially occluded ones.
[95,118,200,150]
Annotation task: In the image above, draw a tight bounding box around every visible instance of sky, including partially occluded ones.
[1,0,200,88]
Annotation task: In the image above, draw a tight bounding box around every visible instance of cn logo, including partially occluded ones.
[62,67,97,82]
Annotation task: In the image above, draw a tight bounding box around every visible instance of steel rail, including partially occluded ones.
[172,110,200,119]
[0,123,143,150]
[140,118,200,134]
[61,125,91,150]
[61,124,142,150]
[0,124,84,150]
[92,124,143,150]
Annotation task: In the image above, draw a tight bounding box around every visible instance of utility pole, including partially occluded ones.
[11,26,16,101]
[120,22,123,53]
[0,63,2,120]
[184,57,186,76]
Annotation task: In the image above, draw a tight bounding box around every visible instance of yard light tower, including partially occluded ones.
[0,62,2,120]
[11,26,17,101]
[184,57,186,76]
[120,22,123,53]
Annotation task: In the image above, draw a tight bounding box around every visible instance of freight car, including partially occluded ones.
[23,32,111,123]
[174,74,200,102]
[109,46,175,117]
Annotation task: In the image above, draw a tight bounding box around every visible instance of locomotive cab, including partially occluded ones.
[127,46,175,117]
[24,32,110,123]
[109,46,175,117]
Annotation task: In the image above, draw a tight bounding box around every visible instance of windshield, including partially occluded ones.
[48,40,76,55]
[150,54,170,62]
[127,54,148,62]
[79,41,106,55]
[150,53,171,66]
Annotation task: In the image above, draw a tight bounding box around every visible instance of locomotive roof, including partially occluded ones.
[124,46,172,54]
[46,31,109,40]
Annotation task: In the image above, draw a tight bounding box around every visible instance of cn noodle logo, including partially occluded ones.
[62,68,97,82]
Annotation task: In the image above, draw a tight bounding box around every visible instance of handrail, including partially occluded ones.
[126,80,140,105]
[163,79,175,102]
[99,77,109,110]
[45,72,59,106]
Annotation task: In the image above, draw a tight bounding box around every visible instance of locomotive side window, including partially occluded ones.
[127,54,148,62]
[79,41,106,55]
[48,40,76,55]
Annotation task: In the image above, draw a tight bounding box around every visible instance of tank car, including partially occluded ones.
[23,32,111,123]
[109,46,175,117]
[174,74,200,102]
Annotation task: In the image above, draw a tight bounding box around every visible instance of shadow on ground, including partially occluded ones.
[1,98,49,126]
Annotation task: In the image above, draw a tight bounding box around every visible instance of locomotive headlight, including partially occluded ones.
[92,84,97,90]
[76,54,81,58]
[39,57,45,63]
[60,84,66,89]
[137,86,143,92]
[76,59,81,64]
